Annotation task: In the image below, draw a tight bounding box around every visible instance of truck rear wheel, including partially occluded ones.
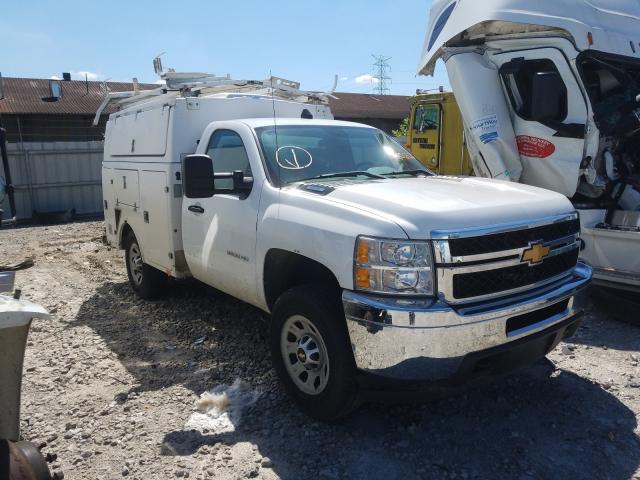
[124,233,167,299]
[270,285,358,421]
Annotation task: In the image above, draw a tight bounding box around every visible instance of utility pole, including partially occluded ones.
[371,54,392,95]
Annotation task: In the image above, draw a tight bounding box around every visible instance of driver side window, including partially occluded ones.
[206,130,252,190]
[500,58,568,123]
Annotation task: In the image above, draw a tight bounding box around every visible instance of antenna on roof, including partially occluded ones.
[269,71,282,188]
[153,52,166,76]
[330,74,338,94]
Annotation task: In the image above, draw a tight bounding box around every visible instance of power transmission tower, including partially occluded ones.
[372,54,392,95]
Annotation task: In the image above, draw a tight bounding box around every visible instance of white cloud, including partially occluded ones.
[354,74,379,85]
[340,76,349,81]
[49,75,61,80]
[73,71,100,81]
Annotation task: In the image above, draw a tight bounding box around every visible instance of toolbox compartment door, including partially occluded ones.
[139,170,172,271]
[109,106,171,157]
[114,169,140,209]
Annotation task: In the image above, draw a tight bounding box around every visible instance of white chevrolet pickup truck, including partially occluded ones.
[100,71,591,420]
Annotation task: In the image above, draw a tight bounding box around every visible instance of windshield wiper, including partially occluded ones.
[383,170,431,177]
[306,171,386,181]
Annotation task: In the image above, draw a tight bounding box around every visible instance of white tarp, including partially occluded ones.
[445,52,522,182]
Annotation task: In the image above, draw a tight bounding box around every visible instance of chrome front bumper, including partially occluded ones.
[343,262,592,381]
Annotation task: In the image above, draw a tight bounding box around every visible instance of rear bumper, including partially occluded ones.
[342,262,592,382]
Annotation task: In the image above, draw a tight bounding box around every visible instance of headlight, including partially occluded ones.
[354,236,435,296]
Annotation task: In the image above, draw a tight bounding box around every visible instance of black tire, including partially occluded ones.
[124,233,167,299]
[270,284,358,421]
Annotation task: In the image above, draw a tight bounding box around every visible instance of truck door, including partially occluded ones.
[181,127,261,304]
[489,47,588,197]
[410,102,442,171]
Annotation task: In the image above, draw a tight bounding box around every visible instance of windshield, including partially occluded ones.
[413,104,440,133]
[255,125,429,185]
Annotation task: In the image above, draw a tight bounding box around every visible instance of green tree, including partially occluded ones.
[392,117,409,137]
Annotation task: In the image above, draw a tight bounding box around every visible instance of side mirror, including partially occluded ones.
[231,170,254,193]
[530,71,567,122]
[183,154,215,199]
[213,170,254,197]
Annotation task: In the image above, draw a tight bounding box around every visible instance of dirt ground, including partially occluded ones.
[2,220,640,480]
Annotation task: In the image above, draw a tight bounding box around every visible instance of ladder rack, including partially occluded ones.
[93,68,336,126]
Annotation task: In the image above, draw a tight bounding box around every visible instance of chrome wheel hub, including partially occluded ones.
[128,243,144,286]
[281,315,329,395]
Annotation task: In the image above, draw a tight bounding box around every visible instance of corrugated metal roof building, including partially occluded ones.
[0,76,410,140]
[0,77,158,142]
[328,92,411,132]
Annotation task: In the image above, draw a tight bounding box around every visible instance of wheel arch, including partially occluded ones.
[119,222,135,249]
[263,249,341,312]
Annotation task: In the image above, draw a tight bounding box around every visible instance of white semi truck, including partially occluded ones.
[99,67,591,420]
[419,0,640,292]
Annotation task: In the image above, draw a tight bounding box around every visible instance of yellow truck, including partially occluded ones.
[406,91,473,176]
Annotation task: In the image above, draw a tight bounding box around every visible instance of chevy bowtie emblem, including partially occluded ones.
[522,243,551,265]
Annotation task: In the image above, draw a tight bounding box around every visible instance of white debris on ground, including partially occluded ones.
[188,379,260,434]
[196,391,231,414]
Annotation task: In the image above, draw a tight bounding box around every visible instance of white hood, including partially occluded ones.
[317,177,573,239]
[419,0,640,75]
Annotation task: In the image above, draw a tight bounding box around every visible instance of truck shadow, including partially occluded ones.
[159,366,640,480]
[565,289,640,352]
[74,281,640,479]
[73,280,273,394]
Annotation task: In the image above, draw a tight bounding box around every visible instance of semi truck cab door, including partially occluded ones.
[489,47,588,197]
[182,128,261,304]
[410,103,442,171]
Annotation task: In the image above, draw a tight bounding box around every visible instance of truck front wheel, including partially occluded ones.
[124,234,167,299]
[270,285,358,421]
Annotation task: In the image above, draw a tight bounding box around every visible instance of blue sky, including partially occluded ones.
[1,0,450,95]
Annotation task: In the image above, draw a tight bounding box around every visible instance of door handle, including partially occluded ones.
[188,205,205,214]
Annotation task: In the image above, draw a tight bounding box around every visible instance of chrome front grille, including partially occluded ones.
[432,214,581,304]
[447,218,581,257]
[452,248,579,299]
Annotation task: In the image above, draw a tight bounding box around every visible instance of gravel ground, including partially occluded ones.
[1,220,639,480]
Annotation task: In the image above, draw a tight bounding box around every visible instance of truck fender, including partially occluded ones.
[118,222,138,251]
[262,249,341,313]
